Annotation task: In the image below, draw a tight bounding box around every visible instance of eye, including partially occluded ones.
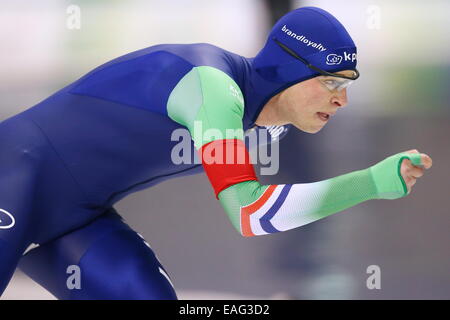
[323,79,338,86]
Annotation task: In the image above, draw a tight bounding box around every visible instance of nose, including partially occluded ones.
[331,88,348,107]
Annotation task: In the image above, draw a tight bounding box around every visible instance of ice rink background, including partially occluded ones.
[1,0,449,299]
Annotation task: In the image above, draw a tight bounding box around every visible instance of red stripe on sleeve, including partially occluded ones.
[240,185,276,237]
[198,139,258,199]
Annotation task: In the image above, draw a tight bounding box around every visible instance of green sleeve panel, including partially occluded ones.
[167,66,245,149]
[218,180,270,234]
[218,152,422,237]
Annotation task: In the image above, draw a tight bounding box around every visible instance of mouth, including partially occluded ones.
[317,112,331,122]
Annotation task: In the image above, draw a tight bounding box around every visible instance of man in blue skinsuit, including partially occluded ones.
[0,7,432,299]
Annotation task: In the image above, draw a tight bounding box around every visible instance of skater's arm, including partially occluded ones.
[166,66,429,237]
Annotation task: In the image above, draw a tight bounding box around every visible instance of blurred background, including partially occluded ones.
[1,0,448,299]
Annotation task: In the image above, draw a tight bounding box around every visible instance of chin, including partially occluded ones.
[293,123,322,134]
[306,128,322,134]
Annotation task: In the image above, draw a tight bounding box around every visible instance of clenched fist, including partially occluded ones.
[369,150,433,199]
[400,149,433,194]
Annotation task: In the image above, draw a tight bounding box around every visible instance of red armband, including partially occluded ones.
[198,139,258,199]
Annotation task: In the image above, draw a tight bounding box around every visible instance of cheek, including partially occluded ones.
[282,81,329,117]
[308,84,329,104]
[305,87,330,113]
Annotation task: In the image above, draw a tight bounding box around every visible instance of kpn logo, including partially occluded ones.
[326,52,357,65]
[0,208,15,229]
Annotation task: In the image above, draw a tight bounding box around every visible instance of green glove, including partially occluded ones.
[369,152,423,199]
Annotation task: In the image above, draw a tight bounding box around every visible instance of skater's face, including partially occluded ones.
[256,70,354,134]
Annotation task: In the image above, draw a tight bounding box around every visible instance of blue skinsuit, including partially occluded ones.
[0,43,291,299]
